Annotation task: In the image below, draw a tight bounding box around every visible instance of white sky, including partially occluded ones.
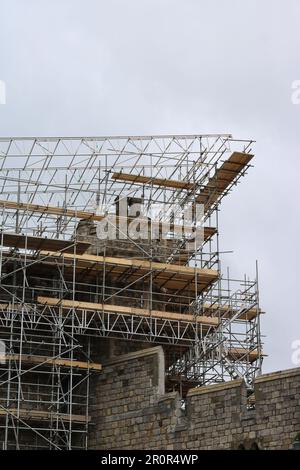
[1,0,300,373]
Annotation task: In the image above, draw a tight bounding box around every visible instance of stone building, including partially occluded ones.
[89,347,300,450]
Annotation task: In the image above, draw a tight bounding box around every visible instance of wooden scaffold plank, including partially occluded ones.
[37,296,220,328]
[0,199,104,221]
[111,172,196,190]
[0,353,102,371]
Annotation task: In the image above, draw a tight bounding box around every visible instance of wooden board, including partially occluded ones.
[0,353,102,371]
[202,303,258,320]
[38,250,219,293]
[112,172,195,190]
[39,250,218,277]
[37,296,220,327]
[227,348,261,363]
[0,232,90,254]
[196,152,253,211]
[0,199,104,221]
[203,226,217,241]
[0,408,90,423]
[0,299,258,322]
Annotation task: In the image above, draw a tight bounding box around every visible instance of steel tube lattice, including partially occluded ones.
[0,135,263,449]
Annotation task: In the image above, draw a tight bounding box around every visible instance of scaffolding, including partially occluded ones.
[0,134,263,449]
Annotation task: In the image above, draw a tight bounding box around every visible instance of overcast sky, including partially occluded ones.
[1,0,300,373]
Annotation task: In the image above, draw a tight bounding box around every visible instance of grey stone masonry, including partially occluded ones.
[88,346,300,450]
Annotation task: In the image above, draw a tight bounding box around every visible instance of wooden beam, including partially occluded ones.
[0,200,104,221]
[0,354,102,371]
[0,299,258,321]
[112,172,195,190]
[0,408,90,423]
[227,348,262,363]
[39,250,218,278]
[38,250,219,292]
[196,152,253,211]
[202,303,259,320]
[37,296,220,327]
[0,232,90,254]
[203,226,217,241]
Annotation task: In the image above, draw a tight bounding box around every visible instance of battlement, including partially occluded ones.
[89,347,300,450]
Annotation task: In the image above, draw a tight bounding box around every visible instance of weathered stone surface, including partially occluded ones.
[88,347,300,450]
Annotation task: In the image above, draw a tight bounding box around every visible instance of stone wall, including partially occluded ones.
[88,346,300,450]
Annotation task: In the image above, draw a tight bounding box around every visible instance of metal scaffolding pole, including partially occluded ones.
[0,135,262,448]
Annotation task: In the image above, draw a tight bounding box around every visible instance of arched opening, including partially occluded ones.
[237,441,261,450]
[250,442,260,450]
